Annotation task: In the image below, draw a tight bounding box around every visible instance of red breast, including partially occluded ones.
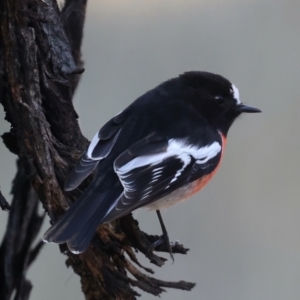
[145,133,227,210]
[188,133,227,197]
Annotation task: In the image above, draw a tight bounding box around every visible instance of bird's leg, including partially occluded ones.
[148,210,174,262]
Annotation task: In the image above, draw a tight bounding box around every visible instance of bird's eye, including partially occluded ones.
[214,95,225,106]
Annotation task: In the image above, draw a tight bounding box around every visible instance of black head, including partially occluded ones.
[180,71,261,135]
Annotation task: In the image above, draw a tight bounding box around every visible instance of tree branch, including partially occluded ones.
[0,0,196,298]
[0,160,44,300]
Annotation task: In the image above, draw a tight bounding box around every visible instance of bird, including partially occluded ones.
[43,71,261,255]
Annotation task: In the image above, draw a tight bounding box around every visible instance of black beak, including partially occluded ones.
[236,104,261,113]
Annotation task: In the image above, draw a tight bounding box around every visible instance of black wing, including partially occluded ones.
[64,108,129,191]
[102,133,222,222]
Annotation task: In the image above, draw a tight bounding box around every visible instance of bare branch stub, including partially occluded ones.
[0,0,196,299]
[0,188,10,211]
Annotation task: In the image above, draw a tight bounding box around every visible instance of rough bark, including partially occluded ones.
[0,0,195,299]
[0,160,44,300]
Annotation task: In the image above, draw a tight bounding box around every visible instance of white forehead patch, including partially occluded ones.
[231,84,241,104]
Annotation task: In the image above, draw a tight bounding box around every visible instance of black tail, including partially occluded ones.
[43,177,123,253]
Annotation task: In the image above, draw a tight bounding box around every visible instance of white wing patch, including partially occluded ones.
[115,139,221,195]
[167,139,221,163]
[116,139,221,174]
[231,83,241,105]
[87,132,100,160]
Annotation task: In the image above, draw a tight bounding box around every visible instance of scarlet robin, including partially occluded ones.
[43,71,261,255]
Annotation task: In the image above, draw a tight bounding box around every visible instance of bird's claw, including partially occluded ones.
[148,234,174,263]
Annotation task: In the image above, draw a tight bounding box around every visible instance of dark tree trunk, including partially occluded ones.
[0,0,195,299]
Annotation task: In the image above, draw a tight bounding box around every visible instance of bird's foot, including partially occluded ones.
[148,233,174,262]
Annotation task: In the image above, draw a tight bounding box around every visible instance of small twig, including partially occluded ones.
[0,188,10,211]
[123,245,154,274]
[123,257,196,295]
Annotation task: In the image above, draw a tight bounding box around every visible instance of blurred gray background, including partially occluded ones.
[1,0,300,299]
